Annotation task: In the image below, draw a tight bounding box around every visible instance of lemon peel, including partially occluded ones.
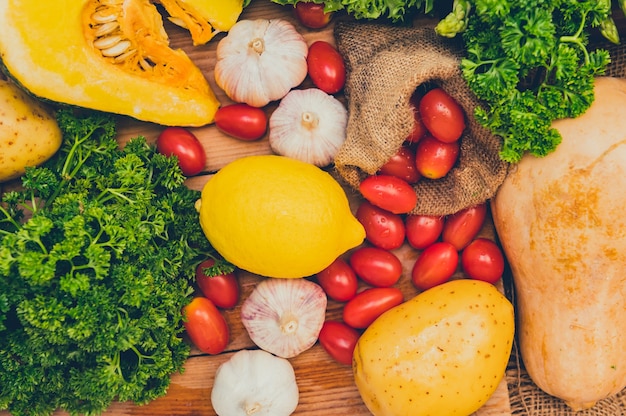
[198,155,365,278]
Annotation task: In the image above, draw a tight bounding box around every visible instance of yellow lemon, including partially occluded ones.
[198,155,365,278]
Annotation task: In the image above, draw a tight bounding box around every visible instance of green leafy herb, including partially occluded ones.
[440,0,611,162]
[0,109,224,416]
[270,0,434,22]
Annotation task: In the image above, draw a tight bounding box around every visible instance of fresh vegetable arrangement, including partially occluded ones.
[0,109,220,415]
[7,0,624,413]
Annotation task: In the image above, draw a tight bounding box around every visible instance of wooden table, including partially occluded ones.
[0,0,513,414]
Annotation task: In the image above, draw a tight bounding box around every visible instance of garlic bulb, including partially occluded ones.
[211,349,299,416]
[214,19,308,107]
[269,88,348,167]
[240,278,327,358]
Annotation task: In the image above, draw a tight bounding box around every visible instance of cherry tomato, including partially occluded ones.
[418,87,466,143]
[405,214,445,250]
[356,200,406,250]
[441,203,488,251]
[294,1,333,29]
[156,127,206,176]
[195,259,240,309]
[359,174,417,214]
[306,40,346,94]
[343,287,404,329]
[316,257,358,302]
[461,238,505,284]
[349,246,403,287]
[214,103,267,141]
[318,320,360,365]
[405,90,427,144]
[411,241,459,291]
[378,145,421,184]
[182,297,229,355]
[414,134,460,179]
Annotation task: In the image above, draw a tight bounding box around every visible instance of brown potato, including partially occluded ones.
[0,79,62,182]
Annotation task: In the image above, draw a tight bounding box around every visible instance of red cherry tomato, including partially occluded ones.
[414,135,460,179]
[418,87,466,143]
[461,238,505,284]
[411,241,459,291]
[405,214,445,250]
[294,1,333,29]
[316,257,358,302]
[356,200,406,250]
[378,145,421,184]
[195,259,240,309]
[318,320,360,365]
[182,297,229,355]
[343,287,404,329]
[214,103,267,141]
[441,203,488,251]
[359,174,417,214]
[405,90,427,144]
[349,246,403,287]
[306,40,346,94]
[156,127,206,176]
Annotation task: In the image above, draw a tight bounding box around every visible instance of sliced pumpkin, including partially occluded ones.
[158,0,245,45]
[0,0,223,126]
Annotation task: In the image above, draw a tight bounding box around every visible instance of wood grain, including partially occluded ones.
[0,0,513,415]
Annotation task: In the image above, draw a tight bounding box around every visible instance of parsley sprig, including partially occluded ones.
[439,0,612,163]
[0,109,224,416]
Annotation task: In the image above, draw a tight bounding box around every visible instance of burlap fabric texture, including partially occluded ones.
[333,21,509,216]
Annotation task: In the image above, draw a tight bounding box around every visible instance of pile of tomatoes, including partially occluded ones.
[315,87,505,365]
[314,198,506,366]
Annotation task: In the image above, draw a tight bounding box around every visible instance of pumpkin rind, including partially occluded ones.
[491,76,626,411]
[0,0,221,126]
[159,0,245,45]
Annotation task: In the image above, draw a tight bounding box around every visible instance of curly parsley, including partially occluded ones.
[438,0,612,163]
[0,109,224,415]
[270,0,434,22]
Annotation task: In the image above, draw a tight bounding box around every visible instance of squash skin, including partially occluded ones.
[491,76,626,410]
[0,0,220,126]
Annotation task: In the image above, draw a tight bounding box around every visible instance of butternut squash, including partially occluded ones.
[491,76,626,410]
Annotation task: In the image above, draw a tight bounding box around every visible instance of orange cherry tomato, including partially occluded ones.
[182,297,229,355]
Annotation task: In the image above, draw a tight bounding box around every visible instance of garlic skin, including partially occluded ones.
[211,349,299,416]
[240,278,327,358]
[214,19,308,108]
[269,88,348,167]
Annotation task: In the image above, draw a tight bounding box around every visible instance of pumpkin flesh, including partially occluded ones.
[0,0,222,126]
[491,76,626,410]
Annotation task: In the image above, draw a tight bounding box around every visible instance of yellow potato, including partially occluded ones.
[353,279,514,416]
[0,79,62,182]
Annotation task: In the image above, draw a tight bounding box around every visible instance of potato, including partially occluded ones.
[353,279,514,416]
[0,79,62,182]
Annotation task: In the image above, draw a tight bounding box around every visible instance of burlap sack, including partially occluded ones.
[333,21,509,216]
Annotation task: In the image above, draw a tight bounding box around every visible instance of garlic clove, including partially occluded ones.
[211,349,299,416]
[240,278,327,358]
[269,88,348,167]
